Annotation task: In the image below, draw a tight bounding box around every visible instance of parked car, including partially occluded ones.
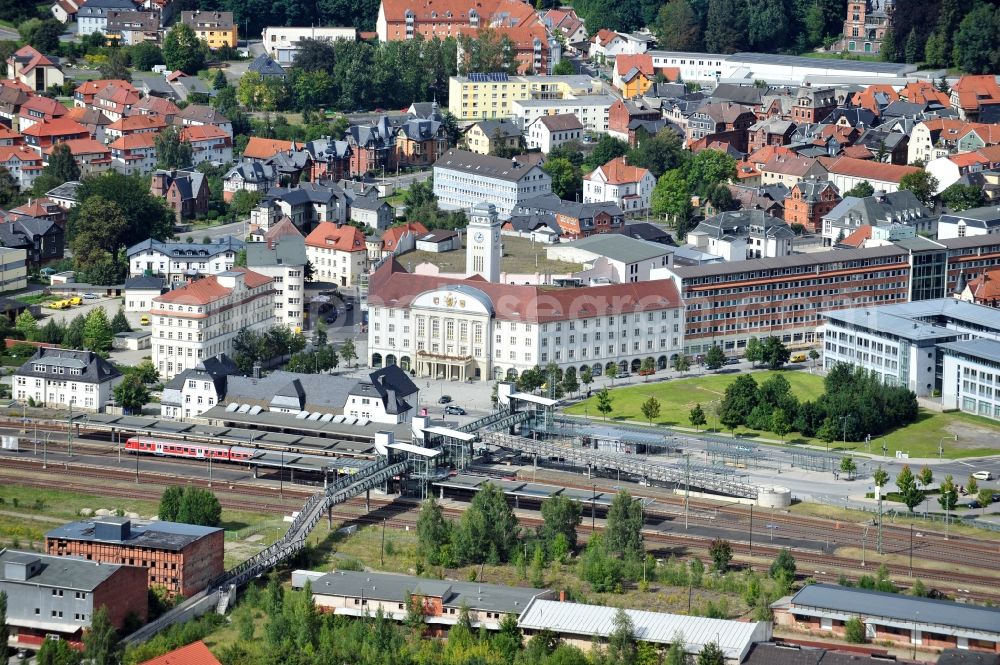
[344,301,354,311]
[972,470,993,481]
[444,405,466,415]
[324,312,338,324]
[83,292,98,300]
[725,358,740,365]
[438,395,452,404]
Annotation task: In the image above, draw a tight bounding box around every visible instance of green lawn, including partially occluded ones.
[564,371,1000,459]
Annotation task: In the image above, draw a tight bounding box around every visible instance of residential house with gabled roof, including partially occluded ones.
[14,347,122,410]
[0,145,43,189]
[105,113,166,140]
[747,117,796,153]
[243,137,297,162]
[253,182,348,232]
[150,168,210,221]
[160,354,239,420]
[179,125,233,166]
[105,10,162,45]
[180,10,238,49]
[783,178,841,233]
[44,138,112,176]
[583,156,655,214]
[127,235,243,283]
[345,364,420,423]
[465,119,521,155]
[0,84,31,128]
[959,267,1000,308]
[608,97,662,145]
[245,232,307,329]
[17,96,68,133]
[899,80,950,107]
[853,83,898,114]
[396,117,447,167]
[515,193,625,239]
[526,113,583,153]
[370,221,428,259]
[110,132,157,174]
[819,155,920,195]
[129,95,180,122]
[73,79,134,107]
[760,153,827,186]
[950,75,1000,122]
[22,117,89,152]
[686,102,755,153]
[65,107,112,143]
[0,214,65,265]
[305,222,367,287]
[0,125,22,146]
[51,0,83,23]
[223,160,278,202]
[10,197,67,227]
[176,104,231,136]
[688,209,795,261]
[926,145,1000,195]
[77,0,135,36]
[303,137,352,182]
[248,53,286,79]
[821,189,933,245]
[791,86,838,124]
[541,7,587,44]
[6,46,63,92]
[347,115,398,176]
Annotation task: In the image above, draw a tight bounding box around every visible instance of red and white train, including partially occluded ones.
[125,437,255,462]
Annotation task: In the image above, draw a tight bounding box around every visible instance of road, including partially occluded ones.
[176,220,247,242]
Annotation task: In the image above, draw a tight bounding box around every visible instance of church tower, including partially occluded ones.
[465,202,502,282]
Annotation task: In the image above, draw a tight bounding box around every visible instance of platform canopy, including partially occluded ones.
[509,392,559,406]
[423,426,476,442]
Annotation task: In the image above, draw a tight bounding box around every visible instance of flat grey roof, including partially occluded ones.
[0,549,123,591]
[822,309,959,342]
[310,569,546,614]
[670,245,905,279]
[730,52,914,74]
[939,338,1000,366]
[788,583,1000,635]
[876,298,1000,332]
[45,519,219,551]
[562,234,671,263]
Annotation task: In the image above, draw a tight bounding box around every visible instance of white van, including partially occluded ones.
[972,471,993,481]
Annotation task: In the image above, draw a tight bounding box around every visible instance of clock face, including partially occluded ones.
[474,232,484,243]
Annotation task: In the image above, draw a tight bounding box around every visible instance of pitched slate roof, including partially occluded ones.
[16,347,120,384]
[248,54,285,78]
[434,148,544,183]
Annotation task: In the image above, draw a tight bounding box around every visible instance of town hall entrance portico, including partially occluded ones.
[415,352,480,381]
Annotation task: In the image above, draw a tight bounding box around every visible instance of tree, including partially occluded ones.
[895,465,923,512]
[114,375,150,415]
[230,190,262,218]
[652,168,693,237]
[689,403,707,431]
[0,165,17,206]
[596,387,613,420]
[771,408,791,442]
[163,24,208,74]
[967,473,979,497]
[83,605,120,665]
[456,28,519,75]
[941,183,986,211]
[155,126,193,170]
[35,636,81,665]
[745,337,762,367]
[704,345,726,370]
[879,26,897,62]
[452,482,519,564]
[844,616,867,644]
[543,157,582,200]
[83,308,113,353]
[74,171,174,248]
[158,486,184,521]
[938,474,958,525]
[14,309,37,341]
[709,538,732,572]
[808,349,820,367]
[110,308,131,334]
[98,48,132,81]
[705,0,746,53]
[18,18,62,53]
[760,336,790,370]
[952,4,999,74]
[552,59,574,75]
[769,548,796,581]
[416,498,451,564]
[840,456,857,480]
[672,354,691,372]
[817,418,838,448]
[529,543,546,588]
[844,181,875,198]
[70,197,129,277]
[339,338,357,368]
[654,0,701,51]
[918,465,933,494]
[640,396,661,425]
[561,366,579,395]
[899,171,938,207]
[176,486,222,527]
[130,41,164,71]
[605,490,643,558]
[540,494,582,551]
[64,314,86,350]
[607,608,637,665]
[584,135,630,172]
[44,143,81,185]
[628,129,686,179]
[978,488,993,515]
[580,366,593,390]
[718,374,758,433]
[696,641,725,665]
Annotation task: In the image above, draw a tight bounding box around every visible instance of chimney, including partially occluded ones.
[559,590,565,602]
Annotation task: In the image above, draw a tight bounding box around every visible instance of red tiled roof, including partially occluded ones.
[746,144,795,167]
[949,151,989,168]
[108,115,167,132]
[966,268,1000,302]
[952,75,1000,111]
[180,125,229,142]
[243,137,294,160]
[840,225,873,248]
[0,79,33,93]
[44,138,110,156]
[586,156,650,185]
[8,45,58,75]
[819,156,920,184]
[592,28,618,44]
[97,84,140,106]
[381,221,428,250]
[615,54,653,78]
[109,133,157,150]
[305,222,366,252]
[263,216,304,241]
[19,96,67,118]
[761,154,821,177]
[154,269,271,306]
[22,117,89,138]
[854,84,899,113]
[138,641,222,665]
[841,144,873,159]
[899,81,949,107]
[368,258,683,323]
[0,126,22,141]
[10,197,58,217]
[0,145,42,163]
[75,79,133,97]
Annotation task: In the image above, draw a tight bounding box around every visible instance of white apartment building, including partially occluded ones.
[151,269,275,379]
[433,149,551,219]
[583,157,655,214]
[941,338,1000,421]
[261,26,356,64]
[245,237,307,329]
[304,222,369,288]
[366,259,686,381]
[525,114,584,153]
[647,51,729,82]
[513,95,615,134]
[937,206,1000,240]
[127,236,244,285]
[13,348,122,412]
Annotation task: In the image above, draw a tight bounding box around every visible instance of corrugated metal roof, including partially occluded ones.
[517,599,770,660]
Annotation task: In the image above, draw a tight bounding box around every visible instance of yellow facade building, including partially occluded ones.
[448,73,600,121]
[180,11,238,49]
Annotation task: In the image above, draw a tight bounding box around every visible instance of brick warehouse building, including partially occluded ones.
[44,517,223,598]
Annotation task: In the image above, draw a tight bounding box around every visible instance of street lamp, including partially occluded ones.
[938,434,956,460]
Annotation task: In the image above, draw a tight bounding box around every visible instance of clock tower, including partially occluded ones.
[465,202,501,282]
